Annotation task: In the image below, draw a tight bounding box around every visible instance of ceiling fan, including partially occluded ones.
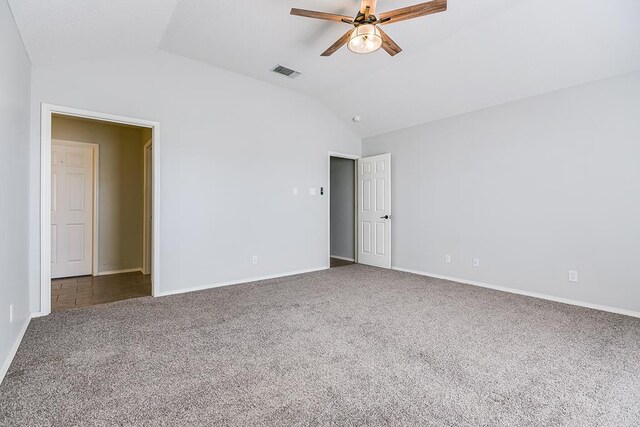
[290,0,447,56]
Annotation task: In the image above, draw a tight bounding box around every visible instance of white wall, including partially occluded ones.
[330,157,355,260]
[363,71,640,314]
[29,50,361,311]
[52,116,147,273]
[0,0,31,380]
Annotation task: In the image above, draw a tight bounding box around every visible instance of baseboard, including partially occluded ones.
[95,267,142,276]
[392,266,640,319]
[30,311,48,318]
[0,314,32,385]
[330,255,355,262]
[157,266,329,297]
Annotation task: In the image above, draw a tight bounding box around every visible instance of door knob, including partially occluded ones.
[380,215,389,219]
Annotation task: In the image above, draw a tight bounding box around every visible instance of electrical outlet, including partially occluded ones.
[445,255,451,264]
[472,258,480,267]
[292,187,298,196]
[9,303,14,323]
[252,255,258,265]
[309,188,317,196]
[568,270,578,283]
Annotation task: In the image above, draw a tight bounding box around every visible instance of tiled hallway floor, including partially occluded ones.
[330,257,355,268]
[51,272,151,311]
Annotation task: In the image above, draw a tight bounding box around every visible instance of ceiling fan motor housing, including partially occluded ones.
[354,11,378,26]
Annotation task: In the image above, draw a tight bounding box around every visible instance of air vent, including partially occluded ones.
[271,64,302,79]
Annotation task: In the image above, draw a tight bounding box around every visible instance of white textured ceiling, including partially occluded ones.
[7,0,179,65]
[159,0,520,98]
[9,0,640,137]
[321,0,640,136]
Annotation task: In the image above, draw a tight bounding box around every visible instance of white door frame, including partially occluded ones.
[51,139,100,277]
[142,139,152,275]
[327,151,360,267]
[40,103,161,315]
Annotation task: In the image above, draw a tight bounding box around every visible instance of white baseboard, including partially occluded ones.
[392,266,640,319]
[157,266,329,297]
[95,267,142,276]
[330,255,355,262]
[0,314,32,385]
[30,311,48,318]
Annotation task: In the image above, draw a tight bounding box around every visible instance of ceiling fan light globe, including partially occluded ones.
[347,24,382,54]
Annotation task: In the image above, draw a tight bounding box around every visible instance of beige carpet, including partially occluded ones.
[1,265,639,426]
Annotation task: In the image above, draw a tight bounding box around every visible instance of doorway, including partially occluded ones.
[327,152,392,270]
[329,153,358,268]
[40,104,160,315]
[49,115,153,311]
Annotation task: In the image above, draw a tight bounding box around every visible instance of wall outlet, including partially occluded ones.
[292,187,298,196]
[472,258,480,267]
[445,255,451,264]
[309,188,317,196]
[568,270,578,283]
[252,255,258,265]
[9,303,14,323]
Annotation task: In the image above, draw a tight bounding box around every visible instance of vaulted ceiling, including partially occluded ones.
[8,0,640,137]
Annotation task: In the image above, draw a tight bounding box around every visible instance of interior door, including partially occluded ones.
[51,143,94,278]
[357,153,391,268]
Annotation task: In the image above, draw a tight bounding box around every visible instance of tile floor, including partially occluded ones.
[51,272,151,311]
[330,257,355,268]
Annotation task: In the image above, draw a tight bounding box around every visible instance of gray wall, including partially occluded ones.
[29,50,361,311]
[0,0,31,379]
[363,71,640,313]
[330,157,355,260]
[51,116,146,273]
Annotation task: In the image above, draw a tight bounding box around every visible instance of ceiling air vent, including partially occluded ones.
[271,64,302,79]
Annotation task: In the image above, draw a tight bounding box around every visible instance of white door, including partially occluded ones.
[357,153,391,268]
[51,144,94,278]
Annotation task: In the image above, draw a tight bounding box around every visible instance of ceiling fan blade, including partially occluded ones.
[321,30,353,56]
[378,27,402,56]
[290,8,354,23]
[360,0,377,15]
[378,0,447,25]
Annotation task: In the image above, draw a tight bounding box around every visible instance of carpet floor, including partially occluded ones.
[1,265,639,426]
